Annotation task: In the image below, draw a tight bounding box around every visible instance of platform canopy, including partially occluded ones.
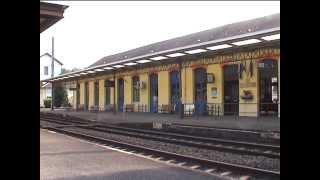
[41,13,280,83]
[40,2,68,33]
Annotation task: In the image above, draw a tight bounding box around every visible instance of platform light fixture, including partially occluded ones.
[150,56,168,61]
[136,59,151,63]
[231,39,261,46]
[87,70,95,73]
[104,67,114,70]
[185,49,207,54]
[206,44,232,50]
[113,65,125,68]
[261,34,280,41]
[80,72,88,75]
[166,53,186,57]
[124,62,137,66]
[95,69,104,72]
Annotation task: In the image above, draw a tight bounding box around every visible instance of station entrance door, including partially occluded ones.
[223,64,239,115]
[194,68,207,115]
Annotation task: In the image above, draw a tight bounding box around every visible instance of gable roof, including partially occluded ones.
[40,53,64,65]
[88,13,279,68]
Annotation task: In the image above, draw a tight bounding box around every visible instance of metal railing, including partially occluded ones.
[182,102,279,120]
[61,102,279,121]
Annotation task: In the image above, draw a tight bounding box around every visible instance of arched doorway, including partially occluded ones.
[94,81,99,107]
[105,80,111,107]
[76,83,80,109]
[117,78,124,112]
[170,70,180,113]
[194,68,207,115]
[258,59,279,116]
[223,64,239,115]
[84,82,89,111]
[149,73,158,113]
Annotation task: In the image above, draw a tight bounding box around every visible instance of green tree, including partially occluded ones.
[53,85,68,107]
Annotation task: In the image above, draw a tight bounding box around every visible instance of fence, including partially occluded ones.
[67,102,279,121]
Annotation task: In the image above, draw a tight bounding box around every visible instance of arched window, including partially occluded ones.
[132,76,140,102]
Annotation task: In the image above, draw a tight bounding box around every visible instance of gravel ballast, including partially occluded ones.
[60,126,280,172]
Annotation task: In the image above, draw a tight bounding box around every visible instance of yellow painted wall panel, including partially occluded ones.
[80,82,84,105]
[239,60,258,117]
[88,81,94,107]
[99,79,105,109]
[207,64,223,104]
[139,73,149,110]
[182,67,194,104]
[124,76,132,105]
[158,71,169,106]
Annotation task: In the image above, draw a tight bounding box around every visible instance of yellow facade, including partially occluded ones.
[139,73,149,110]
[74,47,279,117]
[238,60,259,117]
[79,82,84,105]
[158,71,169,106]
[88,81,94,107]
[124,76,132,105]
[181,67,194,104]
[99,79,105,110]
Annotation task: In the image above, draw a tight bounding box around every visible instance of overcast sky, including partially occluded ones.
[40,1,280,70]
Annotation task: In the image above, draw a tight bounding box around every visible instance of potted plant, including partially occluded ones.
[241,90,253,100]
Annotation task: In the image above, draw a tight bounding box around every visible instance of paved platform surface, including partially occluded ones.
[41,108,280,132]
[40,129,222,180]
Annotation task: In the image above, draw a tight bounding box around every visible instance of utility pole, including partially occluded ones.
[51,37,54,110]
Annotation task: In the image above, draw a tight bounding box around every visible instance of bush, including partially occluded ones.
[53,85,68,107]
[44,99,51,108]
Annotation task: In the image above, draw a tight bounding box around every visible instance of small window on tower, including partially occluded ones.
[44,66,48,75]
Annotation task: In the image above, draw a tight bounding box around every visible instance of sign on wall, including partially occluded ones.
[211,87,218,98]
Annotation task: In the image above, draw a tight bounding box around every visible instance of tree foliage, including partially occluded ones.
[53,85,69,107]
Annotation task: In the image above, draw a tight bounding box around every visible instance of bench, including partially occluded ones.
[105,104,115,112]
[138,104,147,112]
[160,104,174,114]
[125,104,134,112]
[89,105,99,112]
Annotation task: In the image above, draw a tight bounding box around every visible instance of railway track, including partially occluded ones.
[40,114,280,159]
[40,121,279,180]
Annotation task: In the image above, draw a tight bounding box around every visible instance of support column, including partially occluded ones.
[113,71,116,114]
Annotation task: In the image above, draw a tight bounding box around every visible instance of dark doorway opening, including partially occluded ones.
[117,78,124,112]
[194,68,207,115]
[259,59,278,116]
[223,64,239,115]
[76,83,80,109]
[84,82,89,111]
[94,81,99,107]
[150,74,158,113]
[105,80,111,106]
[170,71,180,113]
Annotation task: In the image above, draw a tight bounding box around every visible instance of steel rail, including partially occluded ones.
[40,117,279,158]
[41,125,280,179]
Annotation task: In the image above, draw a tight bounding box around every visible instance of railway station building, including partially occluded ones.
[42,13,280,118]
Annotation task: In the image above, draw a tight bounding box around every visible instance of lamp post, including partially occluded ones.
[51,37,55,111]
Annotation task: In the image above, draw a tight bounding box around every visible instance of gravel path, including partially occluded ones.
[62,126,280,171]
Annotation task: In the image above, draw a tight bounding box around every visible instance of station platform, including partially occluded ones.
[40,108,280,132]
[40,128,221,180]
